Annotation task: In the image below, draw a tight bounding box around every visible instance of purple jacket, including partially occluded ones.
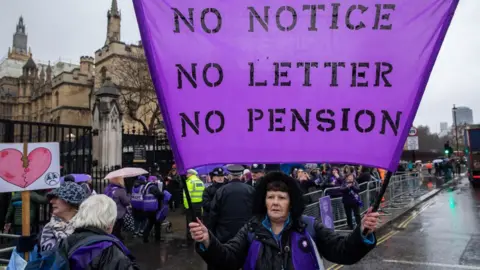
[322,175,344,197]
[327,175,343,186]
[60,227,139,269]
[104,184,130,219]
[340,182,361,206]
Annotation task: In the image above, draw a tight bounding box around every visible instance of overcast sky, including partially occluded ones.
[0,0,478,133]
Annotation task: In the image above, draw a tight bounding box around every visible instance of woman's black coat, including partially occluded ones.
[196,216,376,270]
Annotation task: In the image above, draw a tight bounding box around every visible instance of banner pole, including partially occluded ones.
[362,171,393,236]
[21,141,30,261]
[181,177,196,222]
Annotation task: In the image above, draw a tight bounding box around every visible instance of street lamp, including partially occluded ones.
[452,105,459,155]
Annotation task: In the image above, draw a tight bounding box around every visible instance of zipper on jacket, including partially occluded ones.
[282,245,290,270]
[280,233,291,270]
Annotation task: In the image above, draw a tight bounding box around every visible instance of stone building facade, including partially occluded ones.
[94,0,161,134]
[0,17,92,125]
[0,0,161,132]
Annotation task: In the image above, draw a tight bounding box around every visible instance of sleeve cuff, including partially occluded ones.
[360,231,375,245]
[199,243,207,252]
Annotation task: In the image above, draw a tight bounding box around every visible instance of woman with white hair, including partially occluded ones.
[57,195,139,269]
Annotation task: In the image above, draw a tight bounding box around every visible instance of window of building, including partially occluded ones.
[100,67,107,84]
[55,92,59,107]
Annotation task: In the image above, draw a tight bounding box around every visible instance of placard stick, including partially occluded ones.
[21,141,30,260]
[362,171,393,236]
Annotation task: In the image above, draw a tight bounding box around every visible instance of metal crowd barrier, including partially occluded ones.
[303,172,424,228]
[0,233,20,264]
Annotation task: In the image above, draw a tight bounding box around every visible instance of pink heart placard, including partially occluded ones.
[0,147,52,188]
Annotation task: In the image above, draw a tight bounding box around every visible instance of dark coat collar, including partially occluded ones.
[74,226,110,236]
[247,215,308,238]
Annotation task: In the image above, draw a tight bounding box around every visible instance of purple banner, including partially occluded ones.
[319,196,334,230]
[133,0,459,172]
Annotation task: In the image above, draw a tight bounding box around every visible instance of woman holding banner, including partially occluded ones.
[189,172,379,270]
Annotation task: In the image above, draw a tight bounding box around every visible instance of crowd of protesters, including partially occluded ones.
[400,158,464,181]
[133,163,388,239]
[0,162,406,269]
[178,163,388,247]
[189,167,380,270]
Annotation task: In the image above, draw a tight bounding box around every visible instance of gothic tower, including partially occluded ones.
[8,16,31,61]
[17,56,37,120]
[105,0,121,45]
[21,56,37,96]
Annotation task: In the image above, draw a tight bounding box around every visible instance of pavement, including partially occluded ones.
[127,174,465,269]
[326,175,480,270]
[334,173,444,232]
[124,210,205,270]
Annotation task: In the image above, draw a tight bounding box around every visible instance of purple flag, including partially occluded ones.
[133,0,459,173]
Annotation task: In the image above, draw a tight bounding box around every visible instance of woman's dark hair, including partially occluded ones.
[252,172,305,221]
[345,173,355,181]
[361,167,371,173]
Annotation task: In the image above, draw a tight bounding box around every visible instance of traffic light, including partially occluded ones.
[444,142,453,157]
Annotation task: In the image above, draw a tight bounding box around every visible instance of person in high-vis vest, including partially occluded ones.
[184,169,205,245]
[378,168,386,181]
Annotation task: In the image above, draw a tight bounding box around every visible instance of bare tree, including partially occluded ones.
[445,123,468,151]
[416,125,444,152]
[111,51,162,135]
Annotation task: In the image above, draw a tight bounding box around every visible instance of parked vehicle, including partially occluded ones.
[463,125,480,187]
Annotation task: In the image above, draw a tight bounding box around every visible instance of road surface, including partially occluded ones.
[129,176,478,270]
[328,177,480,270]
